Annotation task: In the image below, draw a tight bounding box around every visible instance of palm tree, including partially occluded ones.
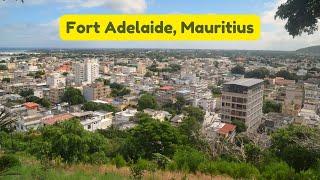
[0,109,16,130]
[0,109,18,151]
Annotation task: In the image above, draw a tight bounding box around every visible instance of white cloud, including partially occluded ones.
[1,0,319,50]
[78,0,147,13]
[257,0,320,50]
[24,0,147,13]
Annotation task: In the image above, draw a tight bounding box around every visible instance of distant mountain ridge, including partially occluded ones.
[296,45,320,56]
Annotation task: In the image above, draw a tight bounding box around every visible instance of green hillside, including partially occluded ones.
[296,45,320,56]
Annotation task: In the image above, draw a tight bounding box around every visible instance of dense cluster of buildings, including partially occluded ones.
[1,49,320,145]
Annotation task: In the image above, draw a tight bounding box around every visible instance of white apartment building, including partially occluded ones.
[221,78,264,131]
[84,59,100,84]
[46,73,66,88]
[72,59,99,85]
[73,62,85,85]
[194,98,217,112]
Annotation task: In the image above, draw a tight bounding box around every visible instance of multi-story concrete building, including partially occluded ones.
[43,87,65,104]
[137,61,146,75]
[283,84,304,116]
[221,78,264,130]
[83,82,111,101]
[72,62,85,85]
[73,59,99,84]
[84,59,99,84]
[46,73,66,88]
[304,83,320,112]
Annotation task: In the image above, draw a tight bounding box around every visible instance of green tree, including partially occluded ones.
[110,83,131,97]
[39,98,51,108]
[209,86,221,97]
[2,78,10,83]
[263,100,282,113]
[245,67,270,79]
[231,119,247,133]
[178,117,201,146]
[19,89,34,98]
[122,117,181,160]
[175,96,186,113]
[183,106,205,123]
[61,87,85,105]
[231,65,245,75]
[171,146,207,173]
[31,119,108,164]
[82,102,117,113]
[0,65,8,71]
[244,143,263,165]
[26,96,51,108]
[168,64,181,72]
[275,70,297,80]
[271,125,320,171]
[144,71,153,77]
[275,0,320,37]
[137,94,158,111]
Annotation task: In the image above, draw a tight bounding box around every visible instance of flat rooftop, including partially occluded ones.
[224,78,264,87]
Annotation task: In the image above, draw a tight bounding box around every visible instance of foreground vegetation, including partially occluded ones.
[1,111,320,179]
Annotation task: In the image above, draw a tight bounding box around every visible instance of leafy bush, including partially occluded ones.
[152,153,171,169]
[137,93,158,111]
[130,159,157,180]
[122,118,181,161]
[114,154,126,168]
[30,119,108,164]
[261,162,295,180]
[199,160,260,179]
[172,146,207,173]
[271,125,320,171]
[0,155,21,172]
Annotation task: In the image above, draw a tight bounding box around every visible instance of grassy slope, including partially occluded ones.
[0,153,230,180]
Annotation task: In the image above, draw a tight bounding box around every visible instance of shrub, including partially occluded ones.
[89,152,109,165]
[31,119,108,164]
[261,162,295,180]
[199,160,260,179]
[130,159,157,180]
[172,146,207,173]
[114,154,126,168]
[0,155,21,172]
[152,153,171,169]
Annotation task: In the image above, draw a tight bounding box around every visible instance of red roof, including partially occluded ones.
[218,123,236,135]
[24,102,39,110]
[42,113,74,125]
[56,64,71,72]
[159,86,174,91]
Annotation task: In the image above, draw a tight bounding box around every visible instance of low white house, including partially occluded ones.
[72,111,113,132]
[114,109,137,126]
[143,109,171,122]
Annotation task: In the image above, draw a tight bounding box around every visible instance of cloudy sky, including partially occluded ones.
[0,0,319,50]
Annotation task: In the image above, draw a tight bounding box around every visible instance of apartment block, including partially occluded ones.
[221,78,264,130]
[83,82,111,101]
